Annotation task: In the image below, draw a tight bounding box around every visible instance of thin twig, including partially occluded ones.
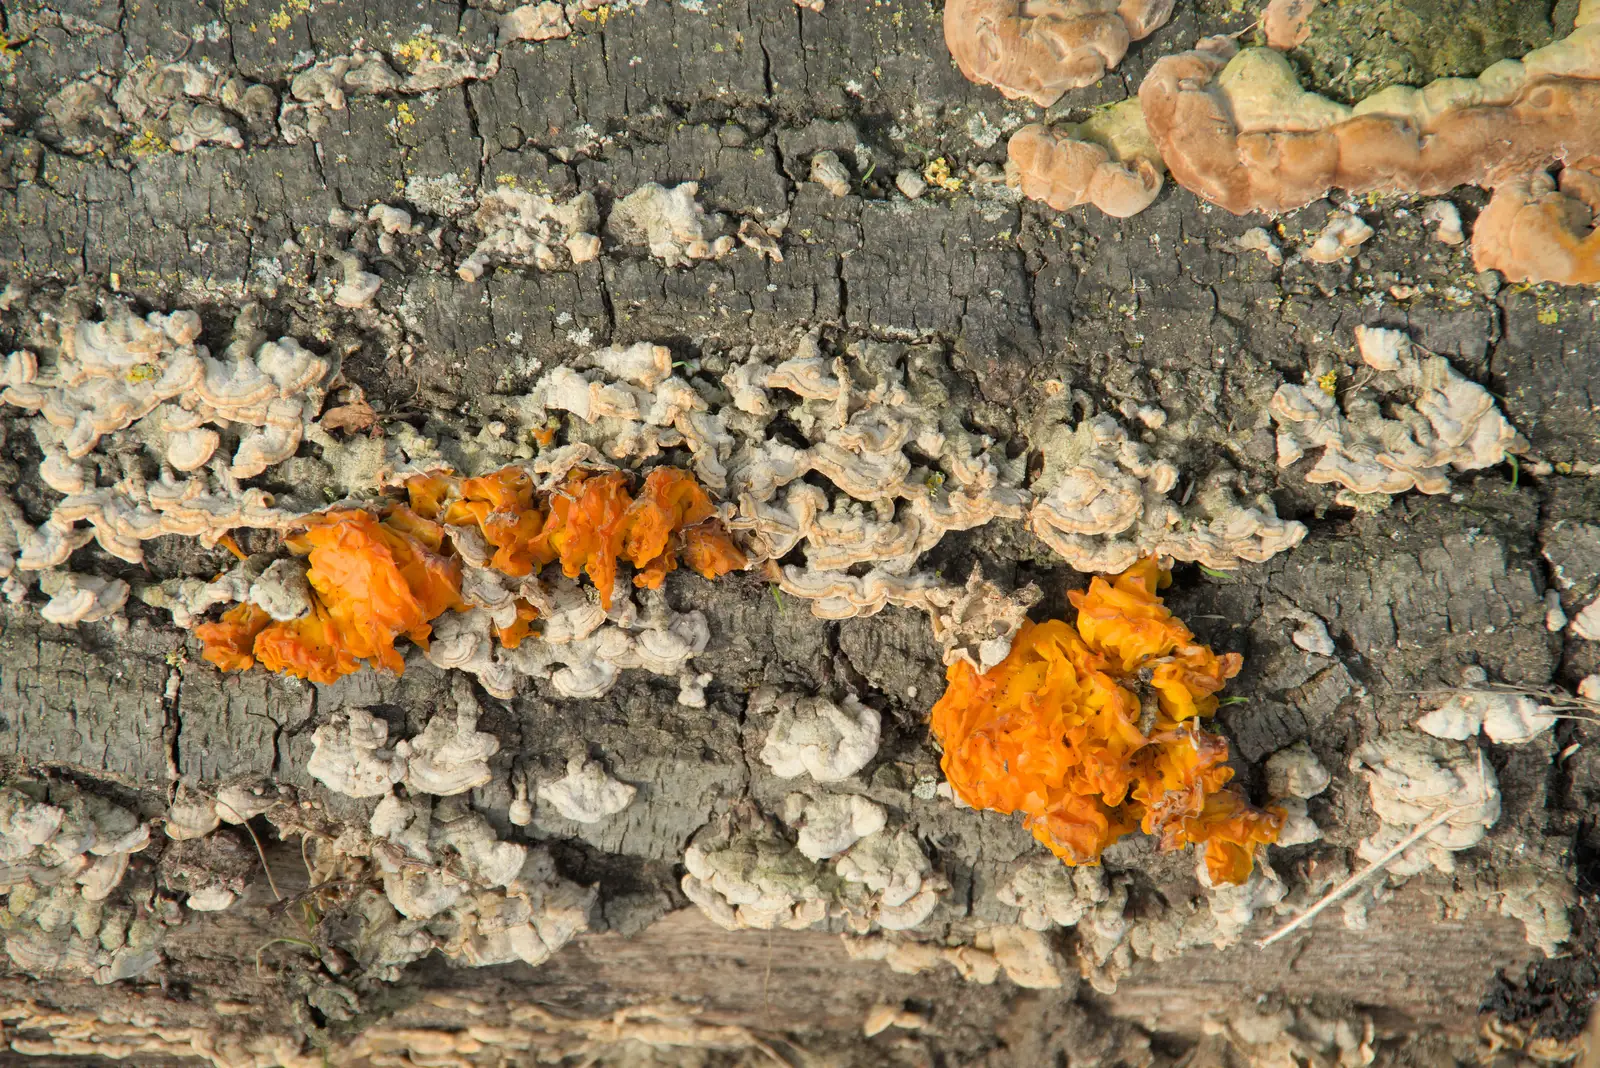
[219,801,282,902]
[1256,804,1464,949]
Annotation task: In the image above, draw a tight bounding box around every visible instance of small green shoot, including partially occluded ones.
[1198,565,1229,579]
[1508,454,1520,488]
[1216,696,1249,707]
[771,587,784,611]
[861,161,877,184]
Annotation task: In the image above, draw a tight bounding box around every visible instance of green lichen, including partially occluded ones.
[1288,0,1561,105]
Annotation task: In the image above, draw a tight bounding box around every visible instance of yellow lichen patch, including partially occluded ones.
[929,558,1281,885]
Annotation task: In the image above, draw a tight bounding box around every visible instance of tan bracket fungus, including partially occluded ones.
[1473,160,1600,285]
[1136,3,1600,216]
[1007,100,1166,217]
[944,0,1177,108]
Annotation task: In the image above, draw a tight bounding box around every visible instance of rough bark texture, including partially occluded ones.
[2,0,1600,1064]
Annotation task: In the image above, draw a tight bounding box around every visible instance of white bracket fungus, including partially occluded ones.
[162,786,221,841]
[810,151,852,197]
[501,2,570,41]
[1271,327,1526,497]
[997,857,1113,932]
[1264,742,1332,801]
[680,826,830,932]
[536,756,637,824]
[1351,731,1500,877]
[1028,400,1305,572]
[396,678,501,797]
[1302,212,1375,264]
[1,304,338,573]
[38,571,129,626]
[0,784,158,984]
[753,687,881,783]
[458,188,601,281]
[307,708,407,799]
[1417,690,1558,745]
[426,585,709,702]
[833,829,946,933]
[780,792,887,861]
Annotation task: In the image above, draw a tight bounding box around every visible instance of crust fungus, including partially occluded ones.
[1137,8,1600,222]
[536,756,637,823]
[943,0,1177,108]
[1473,162,1600,285]
[1007,101,1166,217]
[931,558,1282,885]
[501,2,571,41]
[0,783,159,984]
[282,44,495,143]
[833,830,948,933]
[606,182,735,267]
[1302,211,1374,264]
[457,189,601,281]
[754,687,882,783]
[1351,731,1500,877]
[1270,326,1525,497]
[352,794,595,969]
[810,151,853,197]
[1,304,336,572]
[998,858,1113,931]
[1263,742,1329,848]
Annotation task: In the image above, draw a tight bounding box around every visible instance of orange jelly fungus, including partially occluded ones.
[197,465,744,683]
[929,558,1282,886]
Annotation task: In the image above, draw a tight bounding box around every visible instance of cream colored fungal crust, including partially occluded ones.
[680,819,946,935]
[1027,404,1306,572]
[511,330,1301,669]
[281,43,498,144]
[781,792,887,861]
[944,0,1177,108]
[1351,730,1500,878]
[41,59,275,157]
[457,188,601,281]
[1,304,335,571]
[536,756,637,823]
[605,182,735,267]
[1417,690,1558,744]
[425,585,708,702]
[38,570,129,626]
[0,782,158,984]
[1270,326,1526,496]
[1007,101,1166,218]
[1138,5,1600,216]
[753,687,881,783]
[300,708,595,978]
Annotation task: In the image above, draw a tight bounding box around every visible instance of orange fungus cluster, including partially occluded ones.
[929,559,1282,885]
[195,465,745,684]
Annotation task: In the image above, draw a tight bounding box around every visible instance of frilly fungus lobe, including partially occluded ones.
[197,464,743,683]
[930,558,1281,885]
